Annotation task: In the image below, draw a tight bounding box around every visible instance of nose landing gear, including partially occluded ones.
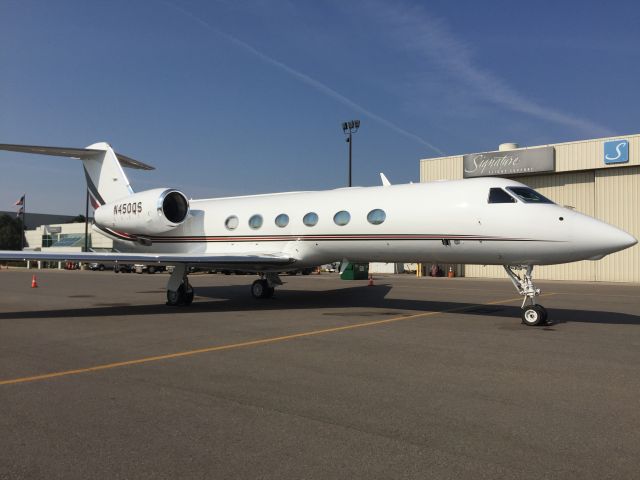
[503,265,549,326]
[521,304,548,326]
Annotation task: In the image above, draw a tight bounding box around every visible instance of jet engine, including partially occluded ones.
[94,188,189,235]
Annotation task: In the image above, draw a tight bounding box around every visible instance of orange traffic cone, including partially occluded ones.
[31,275,38,288]
[367,275,374,286]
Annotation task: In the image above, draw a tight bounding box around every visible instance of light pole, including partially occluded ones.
[342,119,360,187]
[84,189,89,252]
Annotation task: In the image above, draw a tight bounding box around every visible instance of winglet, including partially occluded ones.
[380,173,391,186]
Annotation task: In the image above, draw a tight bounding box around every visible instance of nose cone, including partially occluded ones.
[607,227,638,252]
[570,212,637,260]
[592,222,637,255]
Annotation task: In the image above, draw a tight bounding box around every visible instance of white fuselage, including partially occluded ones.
[106,177,636,271]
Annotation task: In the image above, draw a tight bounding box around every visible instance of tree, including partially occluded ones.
[71,214,86,223]
[0,215,23,250]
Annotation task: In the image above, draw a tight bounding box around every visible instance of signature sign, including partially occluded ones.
[463,147,555,178]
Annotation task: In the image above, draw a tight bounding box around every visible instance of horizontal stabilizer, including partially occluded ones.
[0,143,154,170]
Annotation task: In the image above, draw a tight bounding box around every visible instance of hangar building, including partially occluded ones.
[420,133,640,283]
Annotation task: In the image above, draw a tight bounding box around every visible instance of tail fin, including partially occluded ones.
[82,142,134,206]
[0,142,154,206]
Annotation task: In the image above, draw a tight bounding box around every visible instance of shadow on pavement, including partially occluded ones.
[0,283,638,326]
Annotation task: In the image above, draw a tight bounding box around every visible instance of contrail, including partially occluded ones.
[366,1,612,137]
[162,1,445,155]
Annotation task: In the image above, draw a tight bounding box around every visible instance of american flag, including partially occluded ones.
[16,206,24,217]
[15,195,24,206]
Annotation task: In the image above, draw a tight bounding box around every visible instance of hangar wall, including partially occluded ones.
[595,166,640,282]
[420,134,640,283]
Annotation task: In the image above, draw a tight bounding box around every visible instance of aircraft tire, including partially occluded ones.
[536,305,549,325]
[251,279,270,299]
[521,305,544,326]
[184,286,194,305]
[167,284,187,306]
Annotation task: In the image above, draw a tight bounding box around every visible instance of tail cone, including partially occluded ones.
[31,275,38,288]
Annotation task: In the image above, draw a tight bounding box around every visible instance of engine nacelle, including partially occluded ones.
[94,188,190,235]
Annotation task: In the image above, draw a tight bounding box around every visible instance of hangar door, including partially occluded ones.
[595,167,640,282]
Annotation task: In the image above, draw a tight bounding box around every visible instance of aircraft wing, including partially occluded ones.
[0,251,297,270]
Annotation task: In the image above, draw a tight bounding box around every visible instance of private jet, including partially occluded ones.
[0,142,636,326]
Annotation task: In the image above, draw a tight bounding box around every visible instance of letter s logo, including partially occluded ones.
[605,142,625,161]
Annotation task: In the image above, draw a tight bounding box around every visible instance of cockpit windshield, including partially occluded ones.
[488,188,516,203]
[506,187,554,204]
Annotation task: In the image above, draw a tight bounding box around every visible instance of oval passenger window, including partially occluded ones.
[333,210,351,226]
[248,214,263,230]
[367,209,386,225]
[275,213,289,228]
[225,215,239,230]
[303,212,319,227]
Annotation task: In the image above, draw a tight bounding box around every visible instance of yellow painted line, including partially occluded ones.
[0,293,555,386]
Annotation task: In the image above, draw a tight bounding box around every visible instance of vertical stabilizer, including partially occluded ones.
[82,142,134,206]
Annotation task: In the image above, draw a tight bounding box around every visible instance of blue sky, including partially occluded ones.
[1,0,639,214]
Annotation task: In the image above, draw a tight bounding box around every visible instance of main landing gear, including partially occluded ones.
[166,264,195,306]
[251,273,282,299]
[165,267,283,306]
[503,265,549,326]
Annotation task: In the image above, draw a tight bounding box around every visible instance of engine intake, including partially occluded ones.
[160,190,189,224]
[94,188,190,235]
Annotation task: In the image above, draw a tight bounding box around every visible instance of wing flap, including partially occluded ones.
[0,251,297,268]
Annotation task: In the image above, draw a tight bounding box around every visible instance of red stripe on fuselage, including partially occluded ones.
[143,234,541,243]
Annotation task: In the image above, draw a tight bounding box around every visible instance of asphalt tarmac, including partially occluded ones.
[0,269,638,479]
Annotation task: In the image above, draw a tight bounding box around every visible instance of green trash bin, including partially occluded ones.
[340,262,369,280]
